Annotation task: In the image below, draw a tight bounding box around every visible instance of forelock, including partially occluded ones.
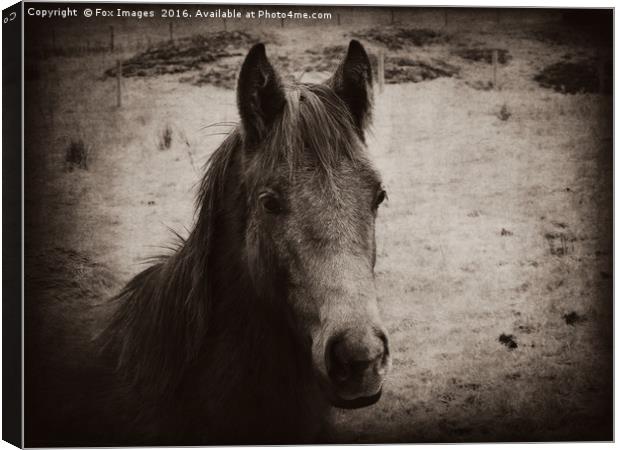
[248,82,367,186]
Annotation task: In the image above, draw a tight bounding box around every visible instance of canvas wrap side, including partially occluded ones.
[3,2,23,448]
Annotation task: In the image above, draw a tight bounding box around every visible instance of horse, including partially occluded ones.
[25,39,390,446]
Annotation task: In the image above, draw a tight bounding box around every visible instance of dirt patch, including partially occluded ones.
[499,333,518,350]
[384,57,459,84]
[457,382,481,391]
[184,58,242,89]
[453,48,511,65]
[517,324,536,334]
[465,80,494,91]
[186,54,299,90]
[353,27,447,50]
[563,311,587,326]
[496,104,511,121]
[105,31,260,78]
[534,60,611,94]
[189,67,238,89]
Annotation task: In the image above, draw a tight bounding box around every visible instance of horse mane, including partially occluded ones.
[100,132,240,397]
[100,81,368,399]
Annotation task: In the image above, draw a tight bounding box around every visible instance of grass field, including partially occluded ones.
[24,7,612,443]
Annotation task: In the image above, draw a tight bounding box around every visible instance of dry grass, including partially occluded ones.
[25,13,612,443]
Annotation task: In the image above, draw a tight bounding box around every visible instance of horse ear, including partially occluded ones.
[237,43,286,146]
[329,40,373,138]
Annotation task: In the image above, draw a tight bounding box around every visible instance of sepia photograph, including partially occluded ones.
[2,1,613,447]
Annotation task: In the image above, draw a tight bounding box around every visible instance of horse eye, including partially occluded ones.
[259,193,282,214]
[375,189,387,208]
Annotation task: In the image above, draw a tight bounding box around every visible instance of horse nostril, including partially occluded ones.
[326,332,386,385]
[326,335,349,383]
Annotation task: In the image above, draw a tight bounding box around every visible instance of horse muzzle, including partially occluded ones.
[316,326,391,409]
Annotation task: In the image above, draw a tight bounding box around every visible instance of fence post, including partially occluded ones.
[116,59,122,108]
[444,9,448,27]
[378,50,385,94]
[280,17,284,28]
[390,9,394,24]
[223,18,227,31]
[337,13,340,26]
[169,22,174,42]
[109,26,114,53]
[492,49,499,89]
